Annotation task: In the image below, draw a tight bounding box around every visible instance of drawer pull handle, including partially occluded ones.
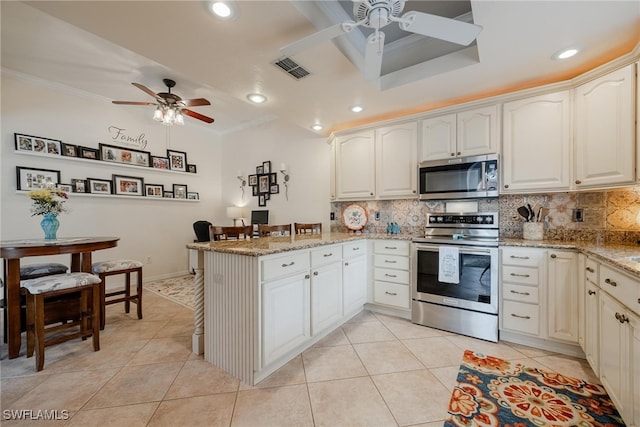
[344,262,349,266]
[511,313,531,319]
[352,247,359,251]
[385,246,397,250]
[510,290,530,296]
[604,278,617,287]
[323,253,333,257]
[281,261,295,267]
[588,290,596,295]
[615,312,629,324]
[510,255,530,259]
[550,254,557,259]
[385,291,397,296]
[384,260,397,263]
[585,267,595,273]
[510,273,530,278]
[384,273,397,278]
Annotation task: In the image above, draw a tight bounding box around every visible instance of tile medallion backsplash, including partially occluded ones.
[331,186,640,244]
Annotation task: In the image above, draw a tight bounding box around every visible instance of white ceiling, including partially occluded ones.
[2,1,639,137]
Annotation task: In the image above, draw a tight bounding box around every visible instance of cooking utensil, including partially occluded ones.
[517,206,531,221]
[527,203,534,221]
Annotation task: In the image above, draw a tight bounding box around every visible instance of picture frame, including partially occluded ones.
[173,184,188,199]
[167,149,188,172]
[16,166,60,191]
[56,183,73,193]
[256,165,264,175]
[14,133,62,156]
[262,161,271,174]
[264,192,270,200]
[87,177,112,194]
[61,143,78,157]
[258,174,270,193]
[151,156,170,170]
[112,174,144,196]
[100,143,150,167]
[163,191,174,198]
[258,194,266,207]
[270,184,279,194]
[269,173,278,185]
[252,186,258,196]
[144,183,164,198]
[71,178,87,193]
[187,192,199,200]
[78,146,99,160]
[187,164,197,174]
[248,174,258,186]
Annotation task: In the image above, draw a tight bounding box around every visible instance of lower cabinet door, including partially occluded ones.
[584,282,599,375]
[311,262,343,335]
[262,273,310,367]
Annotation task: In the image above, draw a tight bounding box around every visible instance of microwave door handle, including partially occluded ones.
[480,161,487,191]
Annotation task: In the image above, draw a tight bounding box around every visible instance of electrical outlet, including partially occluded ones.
[330,212,335,220]
[375,211,380,221]
[572,209,583,222]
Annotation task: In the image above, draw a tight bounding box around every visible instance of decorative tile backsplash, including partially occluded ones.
[331,186,640,244]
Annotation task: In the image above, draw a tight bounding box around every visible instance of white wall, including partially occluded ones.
[219,119,330,228]
[1,73,222,279]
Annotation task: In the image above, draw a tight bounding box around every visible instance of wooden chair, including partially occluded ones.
[210,225,253,241]
[21,272,101,371]
[92,260,143,330]
[294,222,322,234]
[258,224,292,237]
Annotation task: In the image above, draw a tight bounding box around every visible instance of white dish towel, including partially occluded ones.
[438,246,460,284]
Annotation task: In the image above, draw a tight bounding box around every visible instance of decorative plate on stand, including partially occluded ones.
[342,204,368,231]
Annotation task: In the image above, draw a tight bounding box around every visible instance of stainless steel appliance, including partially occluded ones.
[412,212,499,342]
[418,154,499,200]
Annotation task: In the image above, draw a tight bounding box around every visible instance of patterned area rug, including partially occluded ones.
[144,274,195,309]
[445,349,625,426]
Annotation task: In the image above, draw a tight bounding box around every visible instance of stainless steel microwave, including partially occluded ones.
[418,154,499,200]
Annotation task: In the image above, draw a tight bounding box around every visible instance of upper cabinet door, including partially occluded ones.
[420,113,456,161]
[457,105,499,157]
[335,130,375,200]
[574,64,636,188]
[375,122,418,198]
[502,91,571,192]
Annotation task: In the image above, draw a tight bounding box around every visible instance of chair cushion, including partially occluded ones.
[20,263,68,280]
[21,272,101,294]
[92,259,143,273]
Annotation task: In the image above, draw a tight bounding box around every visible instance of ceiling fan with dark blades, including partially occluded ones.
[112,79,214,124]
[280,0,482,81]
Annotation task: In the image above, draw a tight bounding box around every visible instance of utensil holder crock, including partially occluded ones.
[522,222,544,240]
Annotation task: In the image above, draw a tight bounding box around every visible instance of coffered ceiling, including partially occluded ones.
[2,1,639,136]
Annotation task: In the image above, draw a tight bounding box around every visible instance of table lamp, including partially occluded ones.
[226,206,245,226]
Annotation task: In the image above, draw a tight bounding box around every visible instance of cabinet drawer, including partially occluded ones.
[502,265,539,285]
[374,254,409,270]
[311,245,342,267]
[262,251,310,282]
[585,258,598,284]
[373,281,410,308]
[373,240,409,256]
[503,283,539,304]
[502,300,539,335]
[374,267,410,285]
[502,248,544,267]
[343,241,366,258]
[599,264,640,315]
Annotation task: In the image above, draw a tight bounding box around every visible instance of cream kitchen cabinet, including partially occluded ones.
[342,241,367,316]
[547,250,578,343]
[375,122,418,198]
[370,240,411,313]
[420,104,499,161]
[334,130,376,199]
[501,91,571,193]
[574,63,636,189]
[583,257,600,376]
[310,245,343,335]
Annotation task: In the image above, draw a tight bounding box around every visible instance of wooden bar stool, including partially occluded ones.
[92,260,143,330]
[294,222,322,234]
[21,272,101,371]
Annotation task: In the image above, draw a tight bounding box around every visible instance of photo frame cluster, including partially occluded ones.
[248,160,279,207]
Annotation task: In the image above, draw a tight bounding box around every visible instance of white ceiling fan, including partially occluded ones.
[281,0,482,81]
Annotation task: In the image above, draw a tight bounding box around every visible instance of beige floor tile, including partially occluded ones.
[100,319,170,342]
[342,321,396,344]
[504,341,558,357]
[375,314,444,339]
[429,365,462,392]
[83,362,183,409]
[66,402,159,426]
[444,334,528,360]
[239,355,305,390]
[353,341,424,375]
[127,336,192,365]
[41,339,147,373]
[303,345,367,383]
[312,327,350,347]
[149,393,236,427]
[232,384,313,427]
[165,359,239,399]
[307,376,396,427]
[531,354,600,384]
[152,320,194,338]
[345,310,380,323]
[1,375,51,409]
[372,370,452,426]
[402,337,465,368]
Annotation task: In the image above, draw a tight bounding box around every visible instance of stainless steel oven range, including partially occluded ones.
[412,212,499,342]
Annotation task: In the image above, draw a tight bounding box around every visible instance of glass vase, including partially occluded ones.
[40,213,59,240]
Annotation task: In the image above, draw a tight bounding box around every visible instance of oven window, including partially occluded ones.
[416,250,492,303]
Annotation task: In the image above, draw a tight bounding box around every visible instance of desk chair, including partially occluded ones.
[294,222,322,234]
[258,224,292,237]
[193,220,213,242]
[210,226,253,241]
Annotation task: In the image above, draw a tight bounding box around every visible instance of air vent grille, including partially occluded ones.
[273,57,310,80]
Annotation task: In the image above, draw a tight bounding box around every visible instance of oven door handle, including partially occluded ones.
[414,245,493,256]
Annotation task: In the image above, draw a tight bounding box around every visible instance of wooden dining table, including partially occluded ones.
[1,236,119,359]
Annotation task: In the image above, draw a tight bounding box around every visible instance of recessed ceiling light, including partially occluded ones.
[247,93,267,104]
[210,1,236,19]
[311,124,324,131]
[552,47,579,60]
[350,105,364,113]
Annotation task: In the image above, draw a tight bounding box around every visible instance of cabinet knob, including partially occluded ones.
[370,192,373,196]
[588,290,596,295]
[450,153,455,157]
[456,152,461,156]
[575,180,582,185]
[304,274,310,279]
[504,184,509,189]
[585,267,594,273]
[344,262,349,266]
[412,190,417,193]
[604,278,617,287]
[550,254,557,258]
[313,271,319,276]
[615,312,629,323]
